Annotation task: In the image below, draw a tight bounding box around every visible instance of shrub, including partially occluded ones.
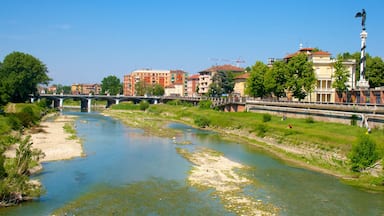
[262,113,272,122]
[194,116,210,128]
[139,100,150,111]
[198,100,212,109]
[256,124,268,137]
[305,117,315,123]
[348,135,380,172]
[111,102,140,110]
[351,114,358,126]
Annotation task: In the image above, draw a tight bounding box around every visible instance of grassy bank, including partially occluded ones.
[104,102,384,192]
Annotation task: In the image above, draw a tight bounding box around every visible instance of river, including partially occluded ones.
[1,110,383,215]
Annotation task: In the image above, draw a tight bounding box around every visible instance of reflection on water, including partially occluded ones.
[0,112,383,216]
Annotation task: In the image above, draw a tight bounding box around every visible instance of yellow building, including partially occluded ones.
[285,48,356,102]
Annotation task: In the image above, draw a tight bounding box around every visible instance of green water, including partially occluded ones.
[1,111,383,215]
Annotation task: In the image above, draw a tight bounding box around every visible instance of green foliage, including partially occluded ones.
[134,81,164,96]
[0,52,51,105]
[139,100,149,111]
[110,102,140,110]
[262,113,272,122]
[256,123,268,137]
[246,61,269,98]
[194,116,210,128]
[351,114,358,126]
[101,75,122,95]
[286,53,316,100]
[1,136,44,205]
[341,52,384,88]
[349,135,380,172]
[264,61,288,99]
[151,84,165,96]
[332,55,350,92]
[198,100,212,109]
[208,70,235,97]
[166,100,192,107]
[305,117,315,124]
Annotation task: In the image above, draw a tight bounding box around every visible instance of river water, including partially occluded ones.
[1,111,383,215]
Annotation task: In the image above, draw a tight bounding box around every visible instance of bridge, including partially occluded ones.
[33,93,162,112]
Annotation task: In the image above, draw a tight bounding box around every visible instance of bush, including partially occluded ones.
[194,116,210,128]
[351,114,358,126]
[198,100,212,109]
[262,113,272,122]
[305,117,315,123]
[256,124,268,137]
[349,135,380,172]
[111,102,140,110]
[139,100,149,111]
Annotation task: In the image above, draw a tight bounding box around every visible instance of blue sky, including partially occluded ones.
[1,0,383,85]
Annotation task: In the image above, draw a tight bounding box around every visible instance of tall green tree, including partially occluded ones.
[208,70,235,97]
[341,52,384,88]
[366,56,384,88]
[0,52,51,105]
[287,53,316,101]
[264,61,288,99]
[332,56,350,95]
[151,84,164,96]
[101,75,122,95]
[246,61,269,98]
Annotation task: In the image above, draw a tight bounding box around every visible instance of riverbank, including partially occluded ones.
[103,104,384,192]
[28,114,84,162]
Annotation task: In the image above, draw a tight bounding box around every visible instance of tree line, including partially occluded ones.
[245,52,384,101]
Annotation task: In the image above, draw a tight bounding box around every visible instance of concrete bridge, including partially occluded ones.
[33,93,161,112]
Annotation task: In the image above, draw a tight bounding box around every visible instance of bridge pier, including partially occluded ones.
[59,98,64,108]
[80,98,92,112]
[115,99,120,105]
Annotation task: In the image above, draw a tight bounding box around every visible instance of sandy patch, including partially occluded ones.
[29,115,84,162]
[178,147,278,216]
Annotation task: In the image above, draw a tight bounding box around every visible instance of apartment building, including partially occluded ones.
[123,69,186,96]
[187,74,200,97]
[198,64,244,95]
[71,83,101,95]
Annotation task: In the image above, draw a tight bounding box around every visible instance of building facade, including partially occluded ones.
[187,74,200,97]
[233,73,250,97]
[198,64,244,95]
[71,83,101,95]
[123,69,186,96]
[284,48,356,103]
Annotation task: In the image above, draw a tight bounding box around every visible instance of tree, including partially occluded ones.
[151,84,164,96]
[208,70,235,97]
[264,61,288,99]
[0,52,51,105]
[101,75,122,95]
[332,56,350,97]
[366,56,384,88]
[246,61,269,98]
[286,53,316,101]
[56,84,72,94]
[341,52,384,88]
